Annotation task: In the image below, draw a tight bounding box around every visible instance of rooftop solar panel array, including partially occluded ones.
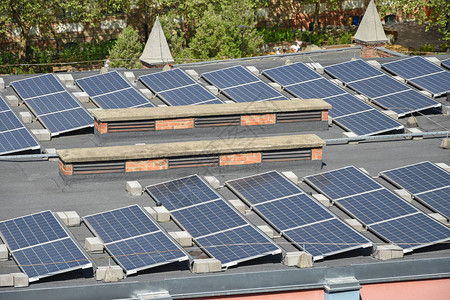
[442,58,450,70]
[226,171,371,259]
[262,62,403,136]
[145,175,282,267]
[0,94,40,155]
[139,68,224,106]
[83,205,189,275]
[201,66,288,103]
[11,74,93,136]
[76,71,155,109]
[304,166,450,252]
[380,161,450,220]
[324,59,441,116]
[0,211,92,282]
[382,56,450,96]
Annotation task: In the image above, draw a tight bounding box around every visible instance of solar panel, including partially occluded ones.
[83,205,189,275]
[324,59,441,116]
[0,94,40,155]
[11,74,93,136]
[145,175,282,267]
[226,171,371,259]
[0,211,92,282]
[380,161,450,219]
[382,57,450,97]
[139,68,224,106]
[262,62,403,136]
[304,166,450,252]
[76,71,155,109]
[442,58,450,70]
[201,66,288,103]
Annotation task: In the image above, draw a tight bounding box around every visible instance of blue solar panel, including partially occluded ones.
[76,71,155,109]
[442,58,450,70]
[349,75,409,98]
[201,66,288,103]
[0,211,91,281]
[370,213,450,250]
[145,175,282,266]
[304,166,450,252]
[304,166,383,201]
[262,61,403,136]
[0,95,40,155]
[139,68,223,106]
[83,205,188,274]
[409,72,450,96]
[382,56,444,80]
[286,78,347,99]
[374,89,440,116]
[380,161,450,219]
[140,68,197,93]
[11,74,93,136]
[202,66,260,89]
[226,171,371,259]
[223,81,288,103]
[262,62,322,86]
[335,109,403,136]
[325,59,383,83]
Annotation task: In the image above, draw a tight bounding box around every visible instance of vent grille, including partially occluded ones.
[276,111,322,123]
[107,120,155,132]
[168,155,219,169]
[262,149,311,162]
[72,161,125,175]
[194,116,240,127]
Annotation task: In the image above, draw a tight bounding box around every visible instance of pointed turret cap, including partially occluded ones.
[140,16,174,66]
[354,0,387,43]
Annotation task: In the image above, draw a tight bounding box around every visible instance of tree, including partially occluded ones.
[108,25,143,69]
[378,0,450,41]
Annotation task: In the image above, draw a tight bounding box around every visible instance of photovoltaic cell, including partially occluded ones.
[262,62,403,136]
[145,175,282,267]
[11,74,93,136]
[324,59,383,83]
[374,89,441,116]
[76,71,155,109]
[83,205,188,275]
[139,68,223,106]
[409,72,450,96]
[201,65,288,103]
[226,171,371,259]
[0,211,92,281]
[304,166,450,252]
[349,75,409,99]
[380,161,450,219]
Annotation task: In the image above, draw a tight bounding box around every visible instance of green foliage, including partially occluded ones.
[301,31,326,46]
[419,44,435,52]
[326,36,337,46]
[108,26,143,69]
[339,32,352,44]
[258,28,298,43]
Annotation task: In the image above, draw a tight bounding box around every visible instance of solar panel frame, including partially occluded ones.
[409,72,450,96]
[373,89,441,116]
[83,205,189,275]
[262,63,322,86]
[0,211,92,282]
[416,187,450,220]
[11,74,93,136]
[139,68,198,93]
[221,81,288,103]
[201,65,260,89]
[382,56,444,80]
[324,59,383,83]
[226,171,372,260]
[442,58,450,70]
[0,95,41,155]
[145,175,282,267]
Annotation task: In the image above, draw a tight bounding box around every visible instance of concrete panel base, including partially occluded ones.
[228,199,246,214]
[373,244,404,260]
[144,207,157,219]
[169,231,193,247]
[85,237,104,253]
[282,171,298,185]
[393,189,412,202]
[11,273,29,287]
[192,258,222,273]
[0,274,13,287]
[154,206,171,222]
[312,193,331,207]
[0,244,9,261]
[6,95,19,106]
[126,181,142,196]
[204,176,220,189]
[257,225,274,238]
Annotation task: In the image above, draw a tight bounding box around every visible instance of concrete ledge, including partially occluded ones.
[31,129,51,141]
[6,95,19,106]
[393,189,412,202]
[126,181,142,196]
[96,266,123,282]
[373,244,404,260]
[73,92,90,103]
[144,207,157,219]
[185,69,199,80]
[11,273,29,287]
[56,211,80,226]
[63,74,74,87]
[58,134,325,163]
[312,193,331,207]
[85,237,104,253]
[282,252,313,268]
[406,127,423,140]
[204,176,220,189]
[169,231,193,247]
[124,71,135,83]
[0,244,8,261]
[90,99,331,122]
[257,225,274,238]
[228,199,246,214]
[19,112,32,124]
[0,274,13,287]
[154,206,170,222]
[281,171,298,185]
[344,219,365,232]
[191,258,222,273]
